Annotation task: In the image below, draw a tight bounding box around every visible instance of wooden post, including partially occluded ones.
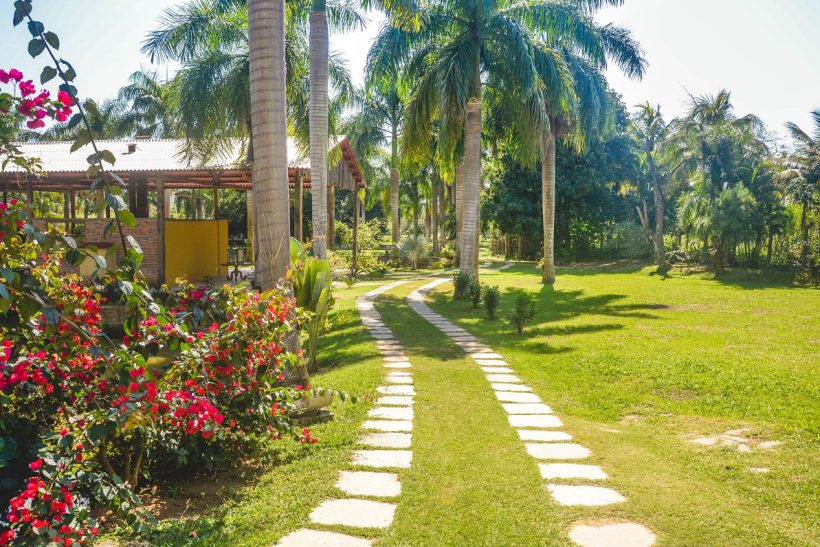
[295,171,303,242]
[327,185,335,251]
[246,190,254,264]
[352,189,359,270]
[156,175,166,285]
[69,190,76,234]
[63,192,70,233]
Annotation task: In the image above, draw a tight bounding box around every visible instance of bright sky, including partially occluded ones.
[1,0,818,140]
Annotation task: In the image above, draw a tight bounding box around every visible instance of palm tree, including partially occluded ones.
[630,103,690,272]
[780,110,820,268]
[309,0,330,258]
[247,0,290,288]
[116,70,177,138]
[675,90,767,270]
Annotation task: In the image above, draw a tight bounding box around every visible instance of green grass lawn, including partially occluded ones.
[421,262,819,546]
[120,264,818,546]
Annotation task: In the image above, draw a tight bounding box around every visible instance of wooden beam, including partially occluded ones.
[352,188,359,270]
[295,170,303,242]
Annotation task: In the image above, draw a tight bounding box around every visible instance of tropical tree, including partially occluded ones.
[630,102,690,271]
[115,69,177,138]
[247,0,291,288]
[779,110,820,269]
[675,90,767,271]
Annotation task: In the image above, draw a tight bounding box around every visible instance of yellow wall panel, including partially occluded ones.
[164,220,228,284]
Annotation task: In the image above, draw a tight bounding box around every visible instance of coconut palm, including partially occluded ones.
[247,0,290,288]
[116,70,178,138]
[779,110,820,268]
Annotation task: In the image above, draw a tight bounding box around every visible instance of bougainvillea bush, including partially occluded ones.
[0,195,332,545]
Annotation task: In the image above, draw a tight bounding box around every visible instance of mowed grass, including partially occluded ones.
[375,284,564,545]
[423,262,819,546]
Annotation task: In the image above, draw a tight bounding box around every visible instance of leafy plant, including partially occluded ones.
[508,294,536,334]
[367,264,391,279]
[482,285,501,319]
[399,235,430,270]
[291,238,334,371]
[452,271,472,300]
[468,278,482,309]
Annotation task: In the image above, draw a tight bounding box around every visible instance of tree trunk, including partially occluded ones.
[309,7,329,258]
[455,162,463,265]
[431,174,439,254]
[413,204,419,236]
[460,95,481,279]
[438,178,446,251]
[800,198,810,269]
[248,0,292,288]
[541,128,557,284]
[390,125,400,245]
[652,179,669,272]
[327,185,335,250]
[766,225,774,264]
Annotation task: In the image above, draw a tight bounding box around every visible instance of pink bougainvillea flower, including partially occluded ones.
[55,111,68,122]
[19,80,36,97]
[28,459,44,471]
[26,119,46,130]
[8,69,23,81]
[57,89,74,106]
[0,70,9,84]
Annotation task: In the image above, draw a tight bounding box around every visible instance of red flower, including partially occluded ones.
[26,119,45,129]
[8,69,23,81]
[0,70,9,84]
[28,459,44,471]
[55,111,68,122]
[57,89,74,106]
[19,80,36,97]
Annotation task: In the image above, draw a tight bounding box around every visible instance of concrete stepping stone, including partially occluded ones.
[383,355,409,362]
[310,499,396,528]
[336,471,401,497]
[539,463,607,480]
[368,407,414,420]
[359,432,412,448]
[568,522,656,547]
[509,414,563,428]
[495,391,541,403]
[526,443,590,459]
[375,395,414,406]
[377,385,415,395]
[492,382,532,392]
[547,485,625,506]
[482,366,515,374]
[485,374,522,383]
[470,352,503,359]
[502,403,553,414]
[371,334,396,340]
[476,359,508,366]
[384,362,412,369]
[386,376,414,384]
[352,449,412,468]
[278,528,373,546]
[387,371,412,377]
[517,430,572,442]
[362,420,413,432]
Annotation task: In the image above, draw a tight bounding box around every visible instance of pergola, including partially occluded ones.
[1,137,366,284]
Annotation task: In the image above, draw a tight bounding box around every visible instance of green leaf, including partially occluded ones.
[27,20,43,36]
[84,99,101,120]
[42,306,60,325]
[43,31,59,50]
[118,209,136,228]
[105,193,126,212]
[0,283,9,302]
[27,38,45,58]
[66,112,83,130]
[93,254,106,270]
[101,149,116,166]
[70,130,91,153]
[13,1,32,26]
[40,65,57,84]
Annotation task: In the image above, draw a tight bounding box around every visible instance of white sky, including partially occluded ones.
[1,0,818,140]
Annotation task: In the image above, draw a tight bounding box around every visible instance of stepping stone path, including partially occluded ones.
[407,277,655,546]
[278,279,415,546]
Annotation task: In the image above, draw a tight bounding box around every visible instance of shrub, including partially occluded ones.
[291,239,335,371]
[399,235,430,270]
[508,294,536,334]
[468,279,482,309]
[452,271,472,300]
[482,285,501,319]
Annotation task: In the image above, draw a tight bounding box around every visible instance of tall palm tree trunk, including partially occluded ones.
[248,0,291,289]
[649,164,670,272]
[454,162,463,266]
[390,126,400,245]
[431,174,439,254]
[309,2,329,258]
[460,96,481,278]
[541,128,557,284]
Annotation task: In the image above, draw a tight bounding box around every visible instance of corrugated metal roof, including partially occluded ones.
[8,137,324,173]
